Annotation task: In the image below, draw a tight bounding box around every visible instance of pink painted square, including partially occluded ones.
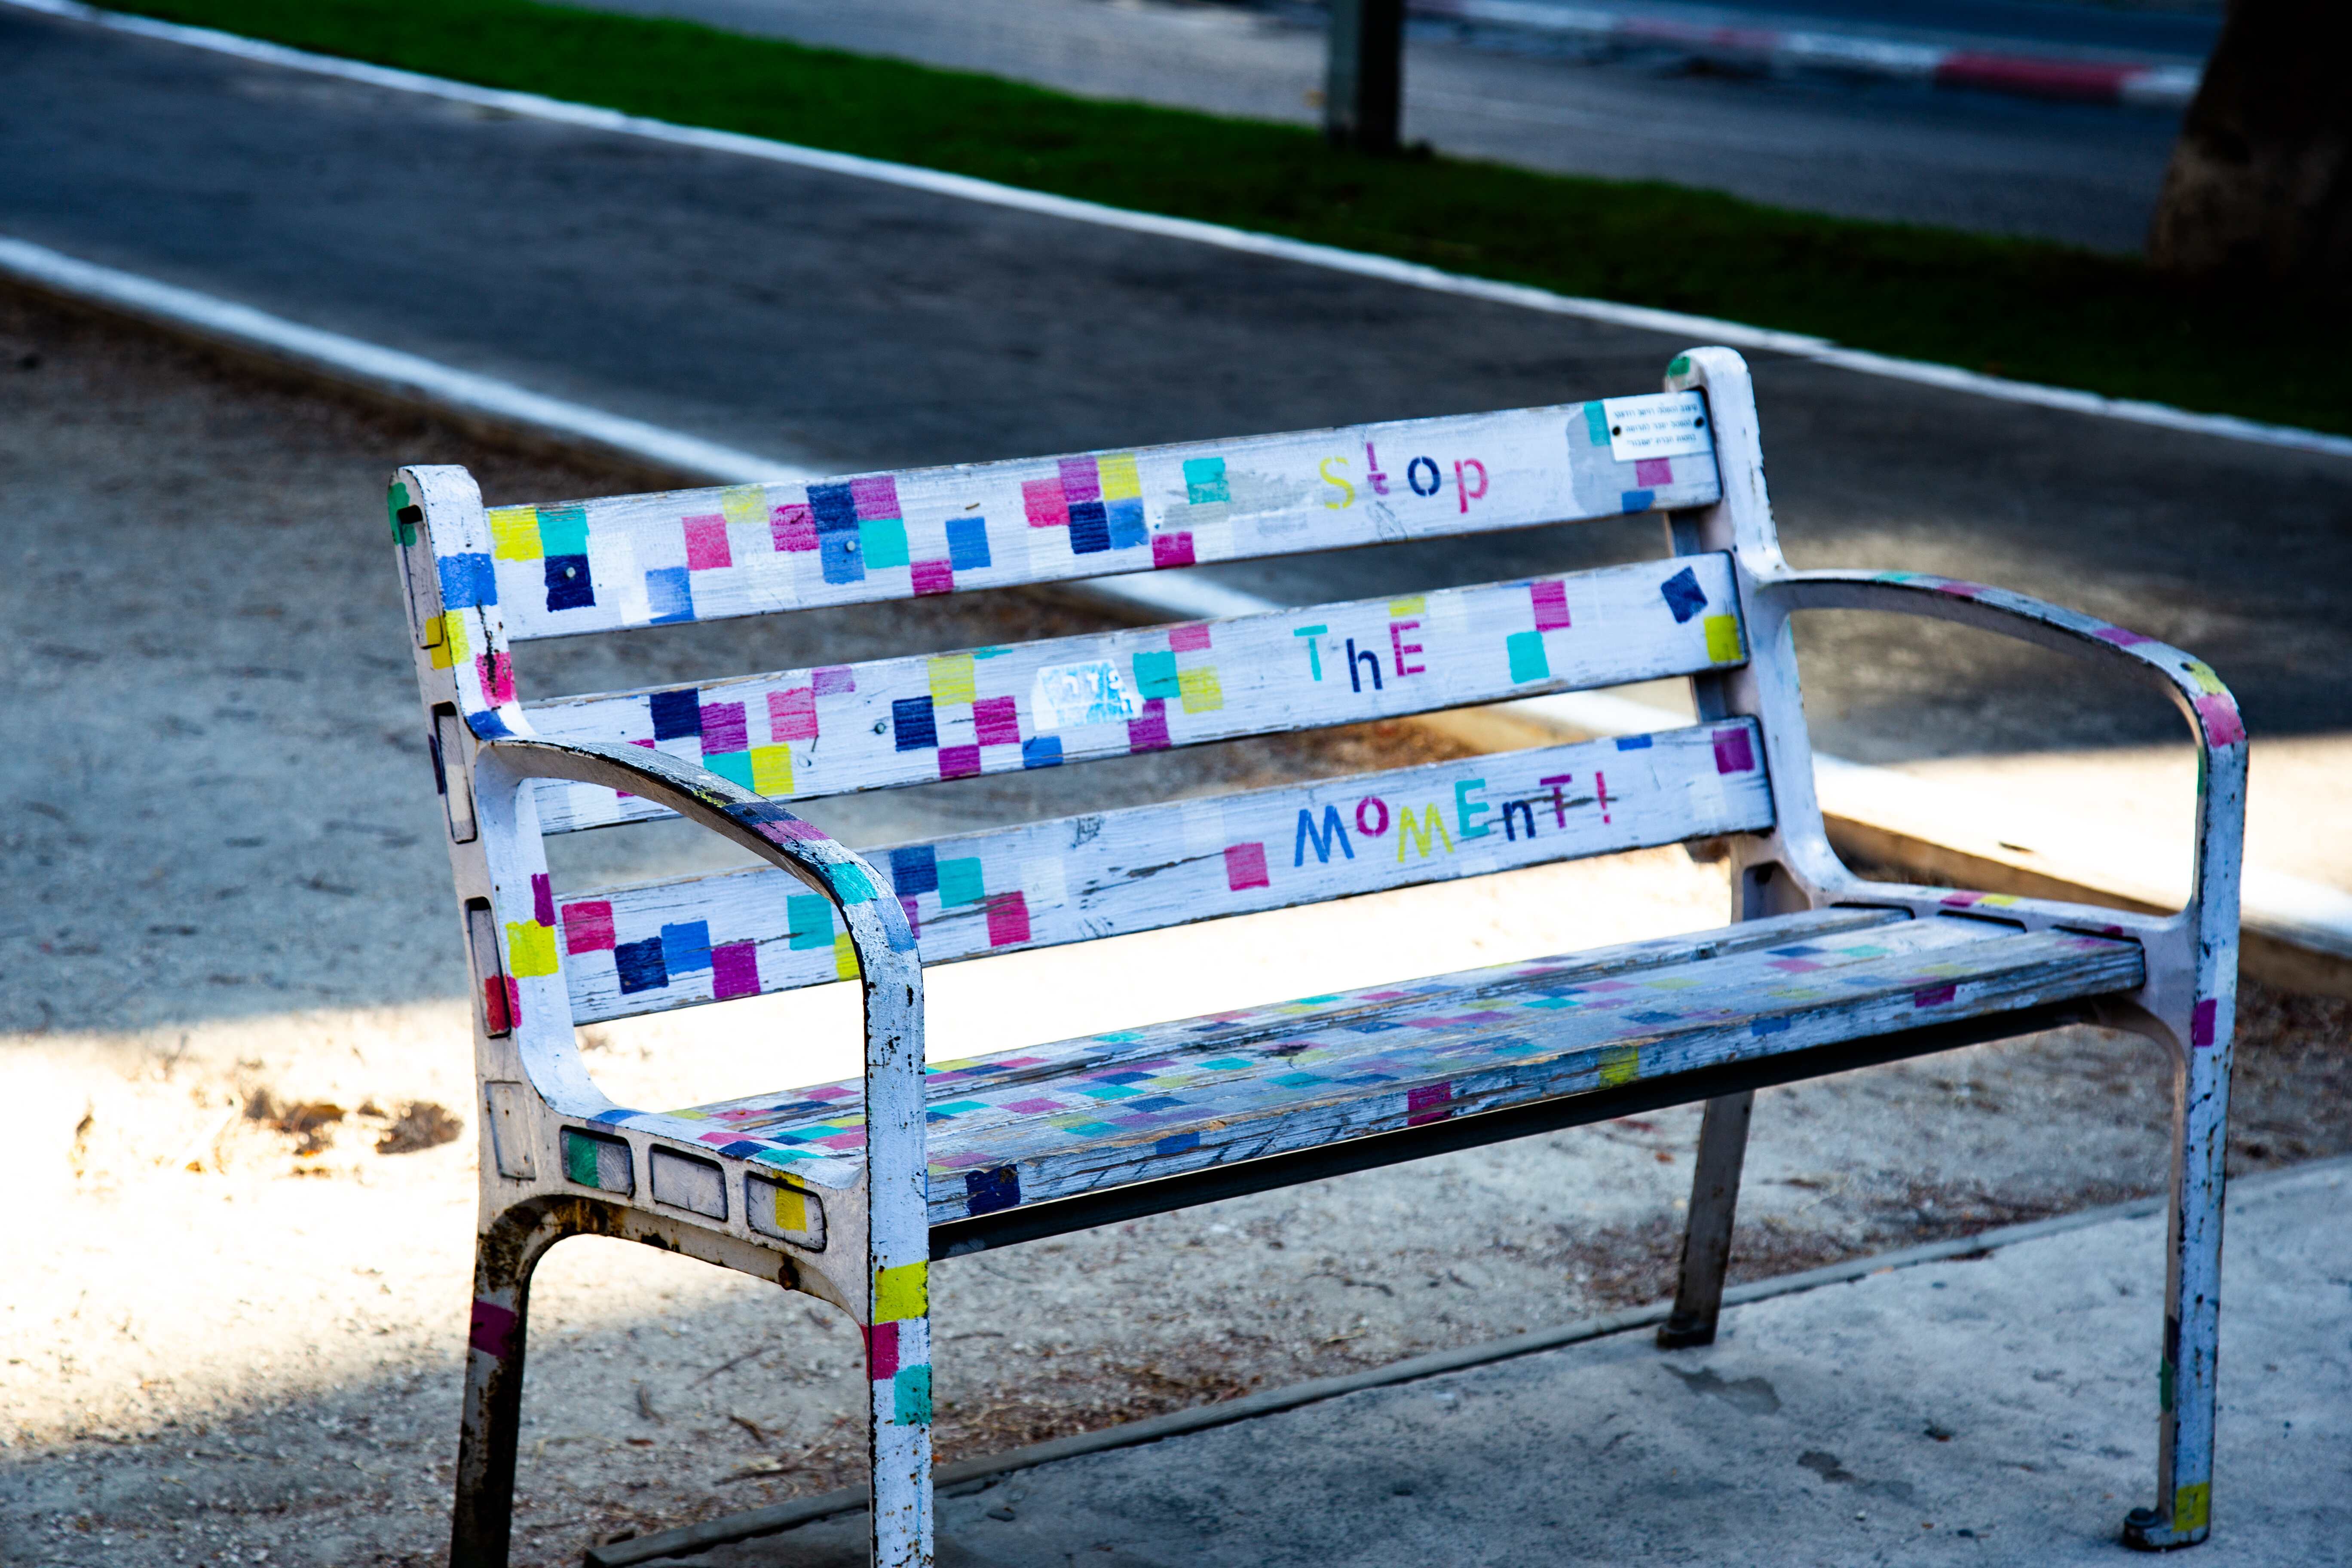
[1633,457,1674,486]
[1057,456,1101,504]
[973,696,1020,746]
[1224,842,1269,891]
[700,700,748,754]
[910,559,954,596]
[770,503,817,552]
[1530,579,1571,632]
[682,513,732,570]
[1152,531,1195,568]
[1406,1082,1454,1126]
[986,891,1031,947]
[937,745,982,779]
[712,941,760,1000]
[532,872,556,926]
[1023,478,1069,527]
[769,686,818,741]
[1127,701,1170,753]
[1169,623,1213,652]
[850,475,901,520]
[561,901,616,954]
[812,665,856,696]
[478,652,515,706]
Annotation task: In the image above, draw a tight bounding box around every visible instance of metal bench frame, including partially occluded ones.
[392,348,2243,1566]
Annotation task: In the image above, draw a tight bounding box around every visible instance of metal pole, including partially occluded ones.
[1325,0,1405,154]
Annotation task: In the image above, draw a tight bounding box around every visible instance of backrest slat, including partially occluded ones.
[525,555,1747,833]
[558,722,1773,1024]
[484,396,1720,640]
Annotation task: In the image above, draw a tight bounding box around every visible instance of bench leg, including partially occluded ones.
[1657,1090,1754,1349]
[866,1300,935,1566]
[450,1206,568,1568]
[2123,1043,2231,1551]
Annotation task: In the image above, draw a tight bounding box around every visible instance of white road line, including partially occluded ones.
[0,236,815,485]
[11,0,2352,462]
[5,230,2344,980]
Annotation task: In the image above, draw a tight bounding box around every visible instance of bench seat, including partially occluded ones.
[674,906,2144,1228]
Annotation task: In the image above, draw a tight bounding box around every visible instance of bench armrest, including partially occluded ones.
[476,737,926,1226]
[1766,569,2245,1047]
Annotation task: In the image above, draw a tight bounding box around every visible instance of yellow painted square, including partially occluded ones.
[1098,453,1142,501]
[488,505,542,561]
[505,919,559,978]
[874,1260,928,1323]
[1598,1045,1640,1086]
[1703,614,1743,663]
[1178,666,1224,714]
[429,610,471,669]
[833,932,861,980]
[750,744,794,796]
[2185,660,2225,696]
[928,654,977,706]
[721,484,769,529]
[773,1184,809,1235]
[2173,1482,2210,1533]
[1387,594,1427,616]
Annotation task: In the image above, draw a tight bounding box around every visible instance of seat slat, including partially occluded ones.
[657,914,2142,1223]
[526,554,1746,833]
[558,721,1775,1024]
[482,397,1721,641]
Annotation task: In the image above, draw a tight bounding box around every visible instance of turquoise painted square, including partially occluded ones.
[1130,649,1180,699]
[930,1099,990,1117]
[859,518,910,570]
[538,504,589,556]
[1080,1084,1139,1100]
[701,750,753,790]
[891,1364,932,1426]
[1182,456,1230,505]
[1506,630,1550,684]
[936,857,985,906]
[1583,402,1610,447]
[1199,1057,1252,1070]
[827,861,877,903]
[787,893,834,949]
[561,1129,600,1186]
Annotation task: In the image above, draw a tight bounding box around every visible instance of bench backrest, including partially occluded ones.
[395,352,1800,1040]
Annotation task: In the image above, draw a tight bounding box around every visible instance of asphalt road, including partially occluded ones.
[4,3,2347,762]
[562,0,2190,252]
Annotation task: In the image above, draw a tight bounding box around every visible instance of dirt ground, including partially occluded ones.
[3,292,2349,1568]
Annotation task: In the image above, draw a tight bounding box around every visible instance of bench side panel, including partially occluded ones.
[481,398,1720,640]
[558,721,1773,1024]
[526,554,1746,833]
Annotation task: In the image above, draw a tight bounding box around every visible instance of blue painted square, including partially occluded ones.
[946,515,992,570]
[1131,649,1180,699]
[437,551,496,610]
[1021,735,1063,769]
[860,518,910,570]
[1154,1131,1201,1156]
[1125,1096,1187,1113]
[644,566,694,624]
[660,920,711,975]
[819,532,864,585]
[1626,1009,1681,1024]
[1067,500,1110,554]
[1751,1016,1792,1037]
[1105,497,1147,550]
[614,937,668,994]
[1615,733,1654,750]
[891,696,937,751]
[649,688,703,741]
[806,482,858,533]
[1660,565,1708,623]
[717,1139,765,1158]
[935,858,985,907]
[1096,1070,1154,1084]
[544,554,594,611]
[1620,488,1656,514]
[1768,945,1825,957]
[786,894,833,950]
[965,1165,1020,1216]
[890,845,940,897]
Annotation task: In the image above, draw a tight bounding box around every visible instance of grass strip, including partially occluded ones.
[92,0,2352,433]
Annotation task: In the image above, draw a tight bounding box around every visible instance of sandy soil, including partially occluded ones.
[3,291,2347,1568]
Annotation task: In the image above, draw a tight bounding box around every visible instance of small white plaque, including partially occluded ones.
[1030,660,1136,732]
[1601,392,1712,463]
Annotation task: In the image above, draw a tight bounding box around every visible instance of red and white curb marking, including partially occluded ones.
[1414,0,2204,107]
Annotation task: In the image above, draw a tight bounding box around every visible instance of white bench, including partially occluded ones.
[392,347,2245,1566]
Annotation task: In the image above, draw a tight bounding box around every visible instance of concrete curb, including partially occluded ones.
[1413,0,2204,107]
[8,232,2346,997]
[582,1154,2352,1566]
[9,0,2349,464]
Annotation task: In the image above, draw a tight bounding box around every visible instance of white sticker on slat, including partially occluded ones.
[1030,660,1138,732]
[1600,392,1712,463]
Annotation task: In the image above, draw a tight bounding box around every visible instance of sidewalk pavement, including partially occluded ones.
[623,1157,2352,1567]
